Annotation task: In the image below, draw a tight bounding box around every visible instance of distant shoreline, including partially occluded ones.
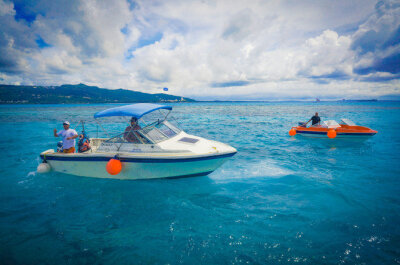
[1,100,399,105]
[1,84,398,104]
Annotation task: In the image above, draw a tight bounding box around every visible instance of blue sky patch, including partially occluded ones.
[137,32,163,48]
[124,32,163,59]
[126,0,137,11]
[35,36,51,48]
[13,1,37,23]
[121,25,129,35]
[125,48,135,60]
[310,71,350,80]
[212,81,251,88]
[359,74,400,82]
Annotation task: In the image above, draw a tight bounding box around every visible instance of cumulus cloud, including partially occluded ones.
[351,0,400,81]
[0,0,399,99]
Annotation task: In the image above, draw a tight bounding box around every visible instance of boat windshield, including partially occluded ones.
[103,119,181,144]
[323,120,341,129]
[141,120,181,143]
[341,119,356,126]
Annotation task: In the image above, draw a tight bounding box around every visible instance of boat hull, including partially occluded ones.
[40,152,236,180]
[296,130,377,138]
[294,125,377,138]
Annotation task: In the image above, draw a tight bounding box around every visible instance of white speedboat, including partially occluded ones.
[38,103,237,180]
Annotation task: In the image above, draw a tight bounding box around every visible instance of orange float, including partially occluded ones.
[289,128,296,136]
[327,129,337,139]
[106,158,122,175]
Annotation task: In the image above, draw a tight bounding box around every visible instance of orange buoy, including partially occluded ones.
[289,128,296,136]
[327,129,337,139]
[106,158,122,175]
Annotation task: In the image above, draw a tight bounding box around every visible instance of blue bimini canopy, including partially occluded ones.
[94,103,172,119]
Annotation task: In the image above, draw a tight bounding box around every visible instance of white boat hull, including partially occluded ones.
[40,127,237,180]
[41,152,235,180]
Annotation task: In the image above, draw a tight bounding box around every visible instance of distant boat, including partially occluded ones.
[289,119,377,138]
[316,98,320,102]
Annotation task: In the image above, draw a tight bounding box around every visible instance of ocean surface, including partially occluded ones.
[0,102,399,264]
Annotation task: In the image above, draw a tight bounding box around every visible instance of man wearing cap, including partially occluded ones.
[53,121,78,153]
[124,117,142,143]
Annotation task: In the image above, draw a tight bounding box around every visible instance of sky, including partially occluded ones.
[0,0,399,100]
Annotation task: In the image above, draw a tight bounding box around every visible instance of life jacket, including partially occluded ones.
[78,132,91,153]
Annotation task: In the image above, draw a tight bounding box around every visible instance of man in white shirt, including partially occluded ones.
[53,121,78,153]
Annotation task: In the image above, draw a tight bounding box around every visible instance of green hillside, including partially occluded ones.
[0,84,195,104]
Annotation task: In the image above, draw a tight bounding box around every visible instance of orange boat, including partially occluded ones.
[289,119,377,138]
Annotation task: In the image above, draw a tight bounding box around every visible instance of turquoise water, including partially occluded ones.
[0,102,399,264]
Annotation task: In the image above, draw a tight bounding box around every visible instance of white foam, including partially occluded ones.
[248,160,293,178]
[27,171,36,177]
[212,159,292,181]
[18,171,36,185]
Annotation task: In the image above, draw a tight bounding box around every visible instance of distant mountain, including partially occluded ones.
[0,84,195,104]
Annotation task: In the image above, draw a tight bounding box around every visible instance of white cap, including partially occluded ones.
[63,121,70,125]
